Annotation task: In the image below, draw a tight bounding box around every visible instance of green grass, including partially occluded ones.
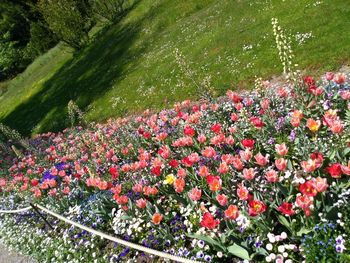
[0,0,349,136]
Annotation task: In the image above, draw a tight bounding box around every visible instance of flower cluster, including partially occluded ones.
[0,71,349,262]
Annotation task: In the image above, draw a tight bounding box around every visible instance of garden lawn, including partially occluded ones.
[0,0,349,136]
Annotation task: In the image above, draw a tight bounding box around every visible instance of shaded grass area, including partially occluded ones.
[0,0,349,136]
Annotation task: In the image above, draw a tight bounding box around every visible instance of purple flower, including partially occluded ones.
[119,248,130,258]
[204,255,212,262]
[267,138,275,145]
[289,130,296,141]
[336,236,344,245]
[196,251,204,259]
[255,241,263,248]
[41,171,56,182]
[336,244,345,253]
[276,117,285,131]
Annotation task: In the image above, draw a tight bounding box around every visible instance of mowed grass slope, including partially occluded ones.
[0,0,349,136]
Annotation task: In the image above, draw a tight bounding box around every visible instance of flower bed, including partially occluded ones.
[0,72,350,262]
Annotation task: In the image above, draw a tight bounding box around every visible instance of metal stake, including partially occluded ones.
[30,203,55,231]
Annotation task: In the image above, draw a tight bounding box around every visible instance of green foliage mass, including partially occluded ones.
[0,0,132,81]
[0,0,57,81]
[37,0,92,50]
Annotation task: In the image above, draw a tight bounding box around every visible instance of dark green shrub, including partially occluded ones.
[38,0,92,49]
[24,22,58,59]
[89,0,128,22]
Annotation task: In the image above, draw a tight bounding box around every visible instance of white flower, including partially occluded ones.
[281,232,287,239]
[278,245,285,253]
[266,243,273,251]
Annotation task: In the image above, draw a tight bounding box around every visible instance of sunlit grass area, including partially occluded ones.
[0,0,349,135]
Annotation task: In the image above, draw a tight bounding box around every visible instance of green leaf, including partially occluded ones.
[220,229,234,244]
[186,233,226,251]
[256,247,268,256]
[170,194,187,205]
[121,215,131,220]
[250,247,269,258]
[277,215,292,232]
[294,138,300,145]
[296,227,312,237]
[343,147,350,156]
[277,184,288,197]
[329,150,336,160]
[227,243,250,260]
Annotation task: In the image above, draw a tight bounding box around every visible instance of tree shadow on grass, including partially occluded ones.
[1,1,152,136]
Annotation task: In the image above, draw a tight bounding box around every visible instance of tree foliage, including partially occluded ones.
[0,0,57,81]
[89,0,128,22]
[0,0,133,81]
[37,0,92,50]
[24,21,58,59]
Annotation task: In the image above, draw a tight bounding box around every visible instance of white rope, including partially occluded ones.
[35,204,201,263]
[0,206,32,214]
[0,204,201,262]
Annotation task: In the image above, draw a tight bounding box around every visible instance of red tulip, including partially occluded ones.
[184,126,195,137]
[211,123,222,134]
[241,139,255,149]
[109,166,119,180]
[248,200,267,217]
[278,202,295,216]
[30,179,39,187]
[326,163,342,178]
[299,181,317,197]
[200,212,220,229]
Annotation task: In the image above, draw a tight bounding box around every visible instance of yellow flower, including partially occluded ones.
[163,174,175,185]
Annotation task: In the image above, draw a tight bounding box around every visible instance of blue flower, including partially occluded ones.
[196,251,204,259]
[119,248,130,258]
[183,249,189,256]
[335,236,344,245]
[336,244,345,253]
[41,170,56,182]
[197,240,205,248]
[55,162,66,171]
[165,240,171,246]
[204,255,212,262]
[255,241,263,248]
[289,130,296,141]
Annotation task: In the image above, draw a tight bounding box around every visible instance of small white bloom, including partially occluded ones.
[278,245,285,253]
[266,243,273,251]
[281,232,287,239]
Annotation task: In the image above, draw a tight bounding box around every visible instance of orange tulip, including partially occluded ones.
[306,118,321,132]
[152,213,163,225]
